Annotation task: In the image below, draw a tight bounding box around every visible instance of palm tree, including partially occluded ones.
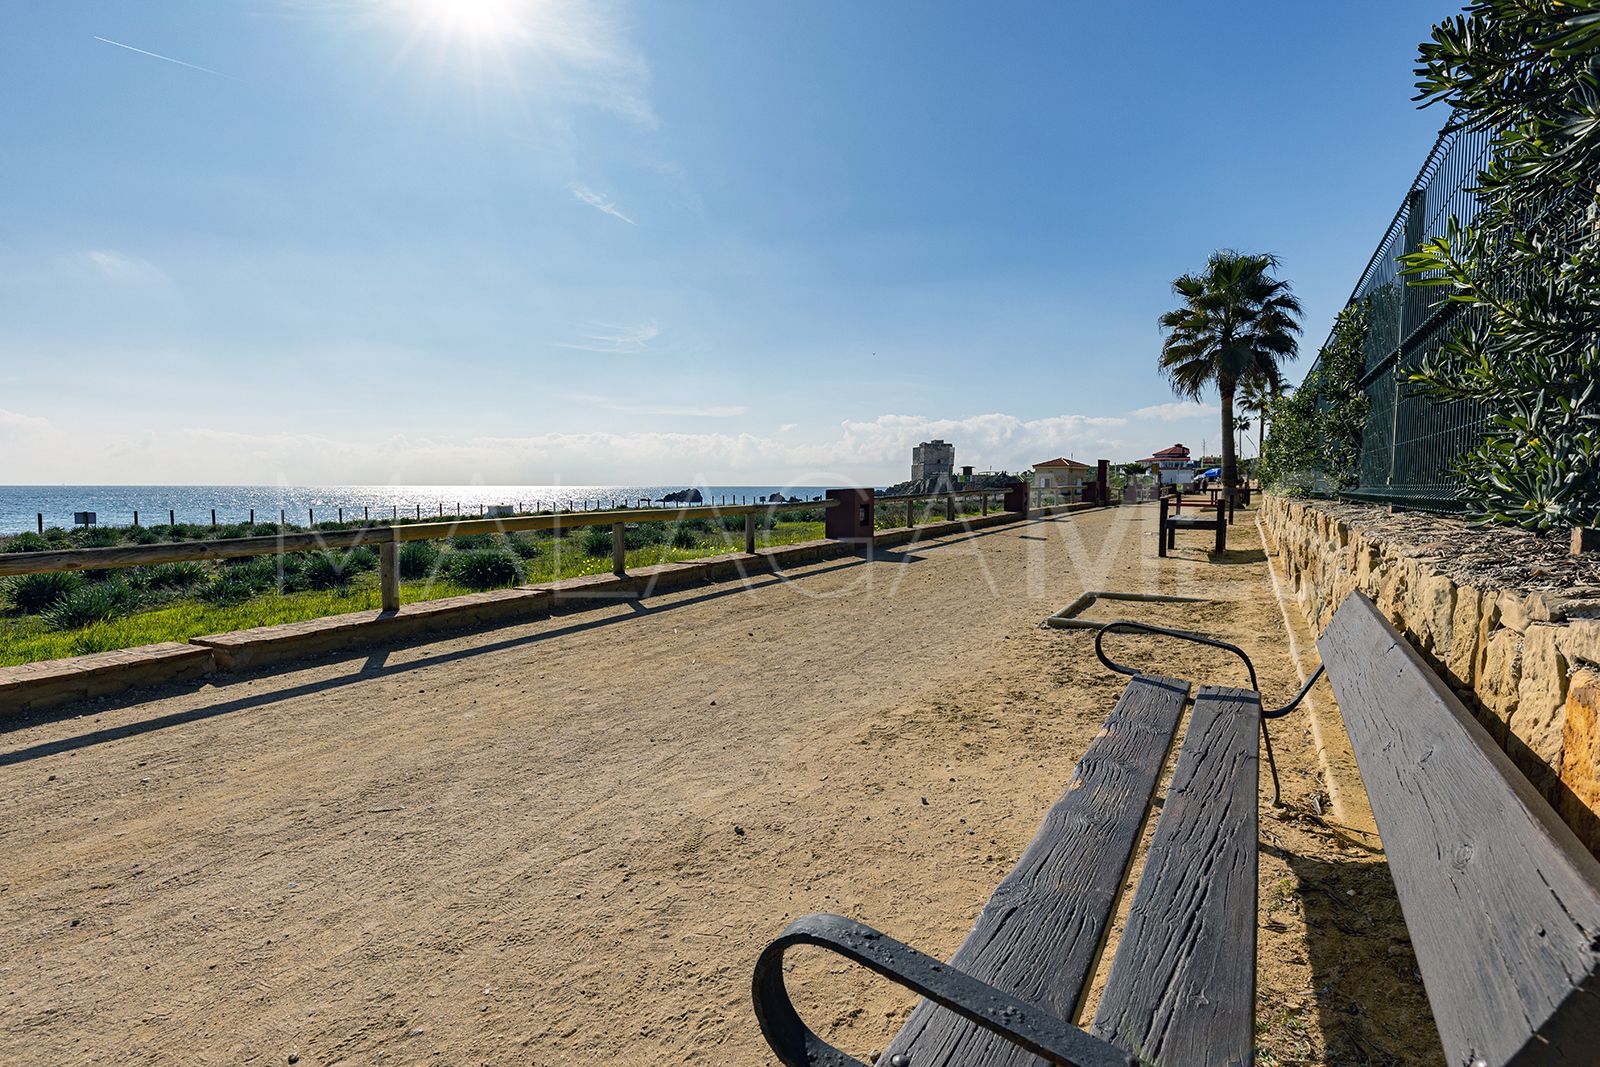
[1158,251,1303,499]
[1238,374,1281,480]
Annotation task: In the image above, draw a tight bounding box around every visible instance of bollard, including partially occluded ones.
[612,522,626,576]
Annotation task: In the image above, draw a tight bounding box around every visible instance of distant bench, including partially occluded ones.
[1158,493,1229,556]
[750,591,1600,1066]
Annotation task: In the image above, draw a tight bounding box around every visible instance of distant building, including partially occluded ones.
[911,439,955,483]
[1137,443,1196,486]
[1031,457,1092,494]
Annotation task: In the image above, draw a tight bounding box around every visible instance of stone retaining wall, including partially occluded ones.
[1263,495,1600,850]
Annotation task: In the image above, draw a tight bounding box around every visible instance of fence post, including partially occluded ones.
[37,513,43,534]
[612,522,627,576]
[211,509,217,527]
[133,510,139,527]
[744,512,756,554]
[945,494,955,521]
[981,494,988,516]
[249,509,254,525]
[379,530,401,612]
[170,509,176,527]
[907,498,914,529]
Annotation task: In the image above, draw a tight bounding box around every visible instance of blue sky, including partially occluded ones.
[0,0,1450,486]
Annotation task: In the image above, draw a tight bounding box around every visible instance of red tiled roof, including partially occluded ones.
[1033,457,1090,468]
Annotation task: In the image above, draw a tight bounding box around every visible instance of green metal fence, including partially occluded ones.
[1307,121,1498,511]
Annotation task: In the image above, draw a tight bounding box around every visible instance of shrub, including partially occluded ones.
[671,526,699,549]
[202,575,262,606]
[140,561,208,590]
[7,571,83,614]
[303,550,360,590]
[451,533,499,550]
[129,526,161,545]
[445,549,523,590]
[580,525,614,557]
[5,532,49,552]
[398,541,442,579]
[45,580,137,629]
[505,533,543,560]
[84,527,122,547]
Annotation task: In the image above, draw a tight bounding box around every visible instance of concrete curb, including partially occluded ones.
[0,538,854,718]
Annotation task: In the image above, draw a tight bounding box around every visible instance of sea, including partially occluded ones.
[0,485,840,534]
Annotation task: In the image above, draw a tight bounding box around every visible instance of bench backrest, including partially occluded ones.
[1319,592,1600,1067]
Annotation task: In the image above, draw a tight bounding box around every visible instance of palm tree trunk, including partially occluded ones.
[1220,379,1238,498]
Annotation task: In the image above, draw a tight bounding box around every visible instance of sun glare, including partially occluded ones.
[409,0,528,42]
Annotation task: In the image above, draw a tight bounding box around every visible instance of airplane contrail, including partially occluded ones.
[93,36,229,78]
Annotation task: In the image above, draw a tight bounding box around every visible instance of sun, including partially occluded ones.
[408,0,528,42]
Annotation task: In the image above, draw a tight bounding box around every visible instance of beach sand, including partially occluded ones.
[0,506,1436,1064]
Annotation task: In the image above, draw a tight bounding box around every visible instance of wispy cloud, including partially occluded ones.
[0,408,52,444]
[93,36,229,78]
[556,321,658,353]
[1129,401,1218,422]
[569,184,635,224]
[80,250,168,285]
[566,394,748,418]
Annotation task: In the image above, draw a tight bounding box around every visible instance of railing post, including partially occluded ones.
[380,531,401,612]
[907,498,914,529]
[981,493,988,516]
[745,512,757,554]
[945,494,955,521]
[612,522,627,576]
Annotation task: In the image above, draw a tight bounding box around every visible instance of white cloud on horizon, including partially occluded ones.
[569,184,635,224]
[1130,400,1218,422]
[1,404,1236,485]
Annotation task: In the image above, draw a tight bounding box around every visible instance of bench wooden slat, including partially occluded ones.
[879,674,1192,1067]
[1319,592,1600,1067]
[1090,685,1260,1067]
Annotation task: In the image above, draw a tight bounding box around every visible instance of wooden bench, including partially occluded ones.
[1315,592,1600,1066]
[753,592,1600,1065]
[753,622,1289,1066]
[1158,495,1226,556]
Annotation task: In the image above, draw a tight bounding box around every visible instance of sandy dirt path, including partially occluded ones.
[0,507,1435,1065]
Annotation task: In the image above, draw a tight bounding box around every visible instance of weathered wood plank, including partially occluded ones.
[1319,592,1600,1067]
[879,674,1192,1067]
[1090,686,1259,1067]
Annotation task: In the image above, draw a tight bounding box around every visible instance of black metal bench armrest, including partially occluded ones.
[752,913,1136,1067]
[1094,619,1260,691]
